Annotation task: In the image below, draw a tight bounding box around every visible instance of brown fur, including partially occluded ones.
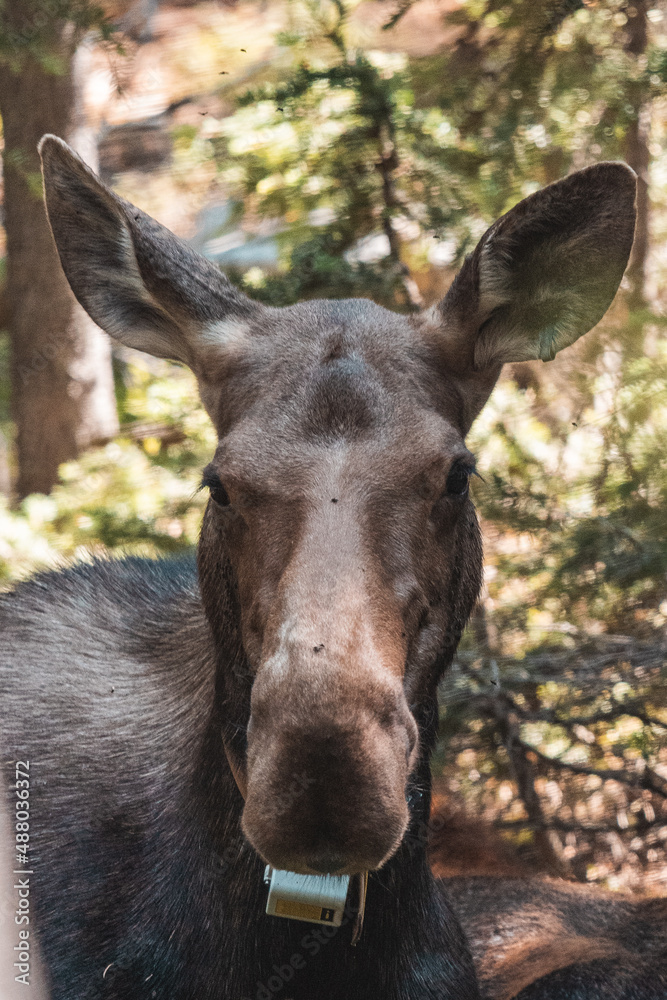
[444,876,667,1000]
[39,136,635,877]
[483,934,627,1000]
[428,808,667,998]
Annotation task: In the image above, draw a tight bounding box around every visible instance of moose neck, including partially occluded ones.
[196,538,481,1000]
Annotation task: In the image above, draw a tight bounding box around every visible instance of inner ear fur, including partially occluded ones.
[437,162,637,373]
[39,134,258,368]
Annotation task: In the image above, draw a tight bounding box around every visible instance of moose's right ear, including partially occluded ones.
[39,135,260,369]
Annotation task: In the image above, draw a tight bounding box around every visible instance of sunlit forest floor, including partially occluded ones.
[1,0,667,895]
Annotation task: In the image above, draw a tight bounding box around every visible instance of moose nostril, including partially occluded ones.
[308,852,347,875]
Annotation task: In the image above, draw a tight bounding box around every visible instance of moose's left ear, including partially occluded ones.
[435,162,636,373]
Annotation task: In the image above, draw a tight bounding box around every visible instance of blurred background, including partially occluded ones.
[0,0,666,895]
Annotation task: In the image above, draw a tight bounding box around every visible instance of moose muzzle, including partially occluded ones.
[242,656,418,875]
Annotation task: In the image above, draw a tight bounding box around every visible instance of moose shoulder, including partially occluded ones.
[0,136,640,1000]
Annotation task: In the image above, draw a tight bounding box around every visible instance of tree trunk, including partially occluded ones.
[623,0,650,312]
[0,429,10,496]
[0,23,118,499]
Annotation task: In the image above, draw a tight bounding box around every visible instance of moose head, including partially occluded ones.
[39,136,635,878]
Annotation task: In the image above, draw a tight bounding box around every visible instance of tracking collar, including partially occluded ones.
[222,731,368,945]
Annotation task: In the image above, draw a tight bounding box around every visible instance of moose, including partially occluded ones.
[1,135,660,999]
[426,808,667,998]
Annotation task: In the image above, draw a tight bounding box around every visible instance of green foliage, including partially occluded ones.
[412,0,667,213]
[0,359,214,586]
[207,0,486,308]
[0,0,115,70]
[468,340,667,639]
[438,631,667,888]
[225,231,400,306]
[205,0,667,311]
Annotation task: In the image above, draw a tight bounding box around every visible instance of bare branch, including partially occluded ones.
[516,739,667,800]
[496,816,666,834]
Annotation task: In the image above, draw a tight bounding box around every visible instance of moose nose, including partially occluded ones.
[242,695,414,875]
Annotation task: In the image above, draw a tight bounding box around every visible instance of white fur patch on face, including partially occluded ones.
[261,618,296,681]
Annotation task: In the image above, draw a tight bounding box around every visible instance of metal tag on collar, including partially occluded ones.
[264,867,350,927]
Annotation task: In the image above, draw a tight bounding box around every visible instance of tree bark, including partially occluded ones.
[0,21,118,499]
[0,429,10,496]
[623,0,650,312]
[376,122,424,312]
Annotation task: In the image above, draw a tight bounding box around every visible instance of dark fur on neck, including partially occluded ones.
[195,528,480,999]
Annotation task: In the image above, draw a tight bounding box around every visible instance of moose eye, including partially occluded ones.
[202,471,231,508]
[445,461,472,498]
